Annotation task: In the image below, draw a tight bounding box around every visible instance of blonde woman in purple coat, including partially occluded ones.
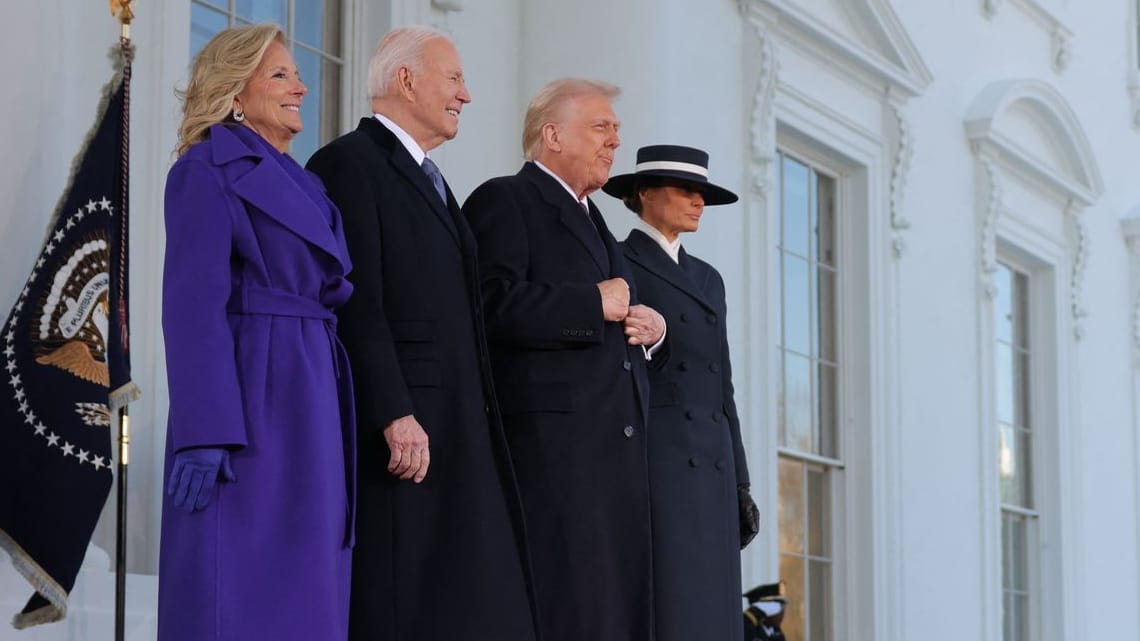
[158,23,355,641]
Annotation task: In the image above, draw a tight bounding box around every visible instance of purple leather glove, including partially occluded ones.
[167,447,236,513]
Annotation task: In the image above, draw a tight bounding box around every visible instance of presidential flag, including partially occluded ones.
[0,73,137,628]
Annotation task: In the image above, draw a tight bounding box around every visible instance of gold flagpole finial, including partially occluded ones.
[110,0,135,40]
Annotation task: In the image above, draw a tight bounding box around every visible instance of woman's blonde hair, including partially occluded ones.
[521,78,620,161]
[175,23,285,156]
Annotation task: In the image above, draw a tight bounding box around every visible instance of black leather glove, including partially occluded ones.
[738,484,760,549]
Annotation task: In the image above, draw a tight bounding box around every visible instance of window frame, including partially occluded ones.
[977,220,1073,641]
[772,134,865,641]
[993,257,1044,641]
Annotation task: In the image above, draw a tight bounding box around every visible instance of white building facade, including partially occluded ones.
[1,1,1138,640]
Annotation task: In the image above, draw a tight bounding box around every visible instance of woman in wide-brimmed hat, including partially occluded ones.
[604,144,759,641]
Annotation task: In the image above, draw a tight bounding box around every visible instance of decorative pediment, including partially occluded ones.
[965,78,1102,205]
[967,78,1101,339]
[741,0,932,96]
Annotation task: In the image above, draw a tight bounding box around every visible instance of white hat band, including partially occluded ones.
[634,160,708,178]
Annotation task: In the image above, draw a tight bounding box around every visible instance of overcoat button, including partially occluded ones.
[685,409,695,420]
[623,425,635,438]
[689,457,700,468]
[678,361,688,372]
[622,360,632,371]
[712,411,722,422]
[709,363,720,373]
[680,313,689,323]
[715,459,726,471]
[706,314,716,324]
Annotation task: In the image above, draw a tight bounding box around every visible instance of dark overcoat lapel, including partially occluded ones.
[522,162,612,276]
[356,117,460,244]
[624,230,716,312]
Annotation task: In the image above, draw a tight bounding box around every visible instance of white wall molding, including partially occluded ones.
[742,6,779,198]
[888,98,913,257]
[742,0,932,98]
[981,0,1072,73]
[1067,202,1088,340]
[978,157,1003,300]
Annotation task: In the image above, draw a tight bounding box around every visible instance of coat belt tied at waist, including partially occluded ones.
[225,284,356,549]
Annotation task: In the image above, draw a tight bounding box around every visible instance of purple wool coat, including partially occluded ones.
[158,124,355,641]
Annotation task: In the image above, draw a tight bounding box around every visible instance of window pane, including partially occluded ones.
[1002,513,1028,591]
[995,342,1014,425]
[1001,520,1031,641]
[779,554,806,641]
[995,264,1013,343]
[778,458,805,554]
[190,3,229,58]
[782,254,811,356]
[1003,592,1017,641]
[235,0,287,24]
[292,47,338,164]
[1015,350,1031,428]
[295,0,342,55]
[816,173,836,267]
[817,361,837,459]
[782,156,810,258]
[998,422,1020,505]
[807,466,828,555]
[809,559,831,641]
[816,265,836,362]
[1013,593,1029,641]
[1012,271,1029,350]
[782,352,813,452]
[1016,427,1033,509]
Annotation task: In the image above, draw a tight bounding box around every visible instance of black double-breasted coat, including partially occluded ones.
[306,118,535,641]
[463,162,657,641]
[622,229,751,641]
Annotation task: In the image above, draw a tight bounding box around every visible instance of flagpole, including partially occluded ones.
[110,4,134,641]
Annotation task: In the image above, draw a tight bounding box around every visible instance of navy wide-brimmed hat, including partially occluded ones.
[602,144,739,206]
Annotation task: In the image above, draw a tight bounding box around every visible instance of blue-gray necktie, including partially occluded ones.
[421,157,447,204]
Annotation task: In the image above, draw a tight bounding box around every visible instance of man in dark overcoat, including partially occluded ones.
[462,78,667,641]
[306,26,535,641]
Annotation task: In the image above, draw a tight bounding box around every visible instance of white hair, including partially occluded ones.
[367,25,452,99]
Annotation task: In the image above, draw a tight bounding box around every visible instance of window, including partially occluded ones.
[190,0,343,163]
[994,261,1038,641]
[776,150,839,641]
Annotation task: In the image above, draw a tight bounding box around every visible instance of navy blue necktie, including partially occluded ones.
[421,157,447,204]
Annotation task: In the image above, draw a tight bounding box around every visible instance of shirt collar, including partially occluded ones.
[533,161,589,209]
[373,113,428,165]
[637,217,682,263]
